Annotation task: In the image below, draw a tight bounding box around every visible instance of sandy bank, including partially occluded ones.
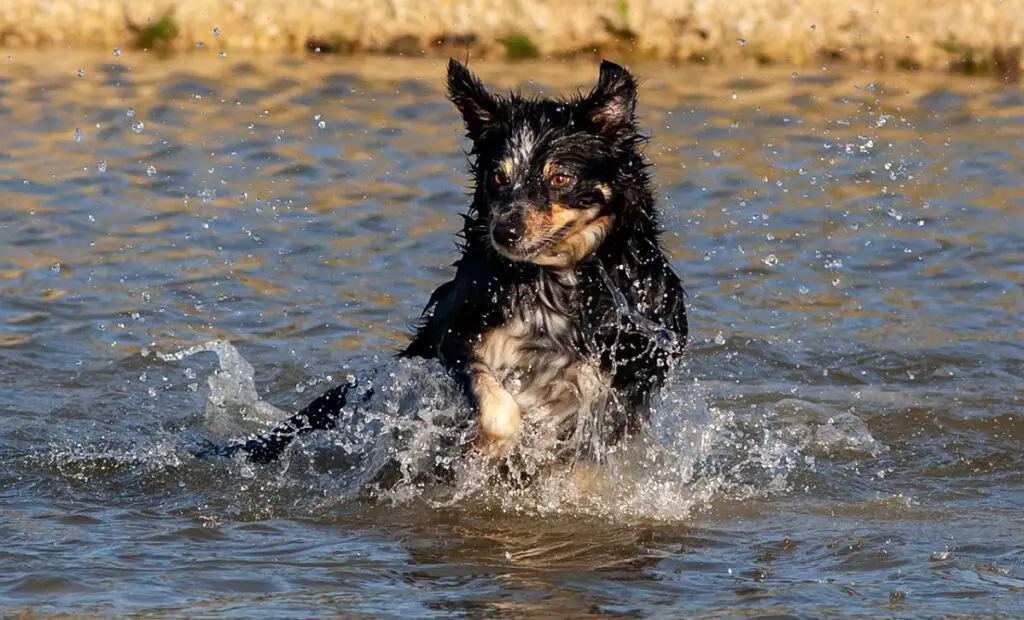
[2,1,1023,75]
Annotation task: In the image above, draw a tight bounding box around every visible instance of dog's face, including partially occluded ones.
[447,59,641,269]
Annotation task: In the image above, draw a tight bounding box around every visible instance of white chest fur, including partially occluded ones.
[474,309,610,442]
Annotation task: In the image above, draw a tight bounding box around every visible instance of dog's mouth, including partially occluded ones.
[490,223,573,262]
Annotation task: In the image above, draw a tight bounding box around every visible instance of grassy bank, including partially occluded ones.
[2,0,1022,77]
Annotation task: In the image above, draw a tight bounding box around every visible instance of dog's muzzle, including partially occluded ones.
[489,209,526,251]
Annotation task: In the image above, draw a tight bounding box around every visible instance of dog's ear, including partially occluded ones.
[447,59,499,139]
[583,60,638,138]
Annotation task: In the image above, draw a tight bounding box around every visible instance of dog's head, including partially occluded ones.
[447,59,645,269]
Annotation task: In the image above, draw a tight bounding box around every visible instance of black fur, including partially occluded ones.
[211,59,688,466]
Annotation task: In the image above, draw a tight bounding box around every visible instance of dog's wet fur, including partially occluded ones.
[209,60,688,480]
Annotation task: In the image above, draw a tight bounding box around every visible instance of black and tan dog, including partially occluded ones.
[213,59,688,470]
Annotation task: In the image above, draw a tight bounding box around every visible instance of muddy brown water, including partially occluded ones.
[0,53,1022,617]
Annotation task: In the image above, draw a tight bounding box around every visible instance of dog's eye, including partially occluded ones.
[549,173,574,189]
[492,171,508,187]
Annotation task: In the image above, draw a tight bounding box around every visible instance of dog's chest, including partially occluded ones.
[474,305,608,426]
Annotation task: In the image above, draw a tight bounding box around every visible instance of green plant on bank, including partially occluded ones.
[605,0,637,46]
[498,34,539,59]
[127,9,179,51]
[616,0,629,21]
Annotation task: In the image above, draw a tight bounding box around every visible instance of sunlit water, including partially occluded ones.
[1,52,1022,617]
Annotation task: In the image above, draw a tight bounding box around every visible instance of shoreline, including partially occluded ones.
[1,1,1022,79]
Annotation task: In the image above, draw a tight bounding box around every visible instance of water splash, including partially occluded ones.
[156,339,288,433]
[25,340,827,522]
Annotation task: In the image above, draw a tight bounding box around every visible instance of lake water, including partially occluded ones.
[1,52,1021,617]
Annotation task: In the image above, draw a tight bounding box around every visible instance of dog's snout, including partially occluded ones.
[491,218,521,247]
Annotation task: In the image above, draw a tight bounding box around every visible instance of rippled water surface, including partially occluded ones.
[1,52,1022,617]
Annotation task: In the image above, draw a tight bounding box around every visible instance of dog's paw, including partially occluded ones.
[474,378,522,458]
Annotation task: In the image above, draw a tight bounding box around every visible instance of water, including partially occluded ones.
[1,52,1022,617]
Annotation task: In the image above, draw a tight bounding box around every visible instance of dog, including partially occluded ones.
[211,59,688,474]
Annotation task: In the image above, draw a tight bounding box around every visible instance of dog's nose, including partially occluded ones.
[491,219,520,247]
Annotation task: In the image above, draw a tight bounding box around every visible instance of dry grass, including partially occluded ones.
[1,0,1022,75]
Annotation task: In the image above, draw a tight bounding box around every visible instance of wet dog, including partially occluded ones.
[211,59,688,471]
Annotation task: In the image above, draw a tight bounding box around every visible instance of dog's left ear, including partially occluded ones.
[583,60,638,138]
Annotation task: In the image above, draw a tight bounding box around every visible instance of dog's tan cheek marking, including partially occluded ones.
[534,213,614,268]
[521,208,554,246]
[549,202,581,229]
[522,203,579,248]
[595,182,613,202]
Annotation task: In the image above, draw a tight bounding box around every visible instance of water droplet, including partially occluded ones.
[791,72,798,79]
[213,27,222,37]
[763,254,779,266]
[195,41,205,49]
[113,47,122,57]
[126,108,135,118]
[198,188,217,203]
[73,127,82,142]
[219,51,227,59]
[146,165,157,176]
[51,262,61,273]
[736,38,746,46]
[97,160,107,173]
[77,68,85,78]
[712,148,722,158]
[810,24,816,30]
[132,120,144,133]
[714,332,726,346]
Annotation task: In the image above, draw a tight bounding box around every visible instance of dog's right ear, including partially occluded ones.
[447,59,498,139]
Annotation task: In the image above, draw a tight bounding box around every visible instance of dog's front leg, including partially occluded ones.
[468,362,521,458]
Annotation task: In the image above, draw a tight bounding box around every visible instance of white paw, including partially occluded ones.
[474,377,521,458]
